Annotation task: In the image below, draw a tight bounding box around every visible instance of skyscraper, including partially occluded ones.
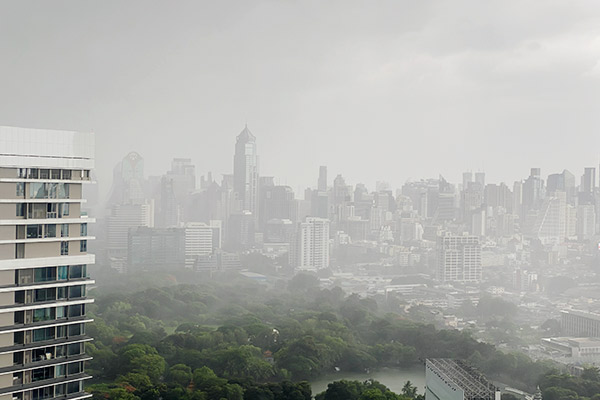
[318,166,327,192]
[0,127,95,400]
[582,167,596,194]
[233,125,259,216]
[290,217,330,271]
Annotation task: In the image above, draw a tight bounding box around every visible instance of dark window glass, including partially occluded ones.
[16,182,25,196]
[34,267,56,283]
[60,241,69,255]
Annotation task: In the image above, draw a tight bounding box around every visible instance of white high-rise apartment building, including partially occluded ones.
[291,217,330,271]
[184,221,221,267]
[0,127,95,400]
[437,233,482,282]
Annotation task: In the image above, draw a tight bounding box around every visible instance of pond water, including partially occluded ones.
[309,366,426,396]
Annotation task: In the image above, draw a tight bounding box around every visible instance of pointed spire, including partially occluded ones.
[237,124,256,142]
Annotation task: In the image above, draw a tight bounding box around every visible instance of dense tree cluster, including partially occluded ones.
[539,367,600,400]
[85,273,555,399]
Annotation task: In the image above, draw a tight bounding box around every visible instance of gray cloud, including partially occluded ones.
[1,0,599,196]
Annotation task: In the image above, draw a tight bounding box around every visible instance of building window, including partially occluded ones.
[80,223,87,237]
[39,169,50,179]
[69,265,85,279]
[80,240,87,253]
[58,266,68,280]
[15,243,24,259]
[34,288,56,302]
[57,287,67,300]
[61,203,70,217]
[16,204,25,217]
[61,224,69,237]
[51,169,61,180]
[17,168,26,178]
[45,224,56,238]
[34,267,56,283]
[62,170,71,180]
[16,182,25,197]
[60,241,69,256]
[47,203,58,218]
[29,183,47,199]
[26,225,42,239]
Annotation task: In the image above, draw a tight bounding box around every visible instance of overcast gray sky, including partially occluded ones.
[1,0,600,195]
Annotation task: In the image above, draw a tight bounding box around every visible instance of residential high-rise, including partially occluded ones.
[290,217,330,271]
[0,127,95,400]
[437,233,482,282]
[233,125,259,216]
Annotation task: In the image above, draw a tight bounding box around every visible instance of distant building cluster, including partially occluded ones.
[95,126,600,281]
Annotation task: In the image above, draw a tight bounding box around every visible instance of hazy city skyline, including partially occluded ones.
[1,1,600,195]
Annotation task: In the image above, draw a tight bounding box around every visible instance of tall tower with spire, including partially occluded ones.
[233,125,259,216]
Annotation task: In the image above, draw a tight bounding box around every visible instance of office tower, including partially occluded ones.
[577,204,596,240]
[474,172,485,188]
[318,166,327,192]
[107,152,145,206]
[128,227,185,270]
[290,217,330,271]
[545,169,576,205]
[226,211,255,250]
[565,204,577,239]
[462,181,483,223]
[425,359,500,400]
[582,167,596,194]
[579,167,597,206]
[462,171,473,190]
[522,168,544,213]
[170,158,196,193]
[533,191,567,244]
[311,190,329,219]
[233,125,259,216]
[106,202,154,271]
[512,181,523,219]
[158,175,179,228]
[432,176,457,223]
[471,209,486,237]
[0,127,95,400]
[154,158,196,227]
[259,185,295,228]
[264,219,295,243]
[437,233,482,282]
[184,221,221,267]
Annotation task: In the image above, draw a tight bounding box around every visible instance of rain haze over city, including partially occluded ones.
[0,2,600,400]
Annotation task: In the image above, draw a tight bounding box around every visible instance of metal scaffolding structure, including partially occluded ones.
[426,359,500,400]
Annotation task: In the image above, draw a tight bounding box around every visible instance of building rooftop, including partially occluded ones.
[427,358,499,399]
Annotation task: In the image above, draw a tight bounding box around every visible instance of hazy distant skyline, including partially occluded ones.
[1,1,600,196]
